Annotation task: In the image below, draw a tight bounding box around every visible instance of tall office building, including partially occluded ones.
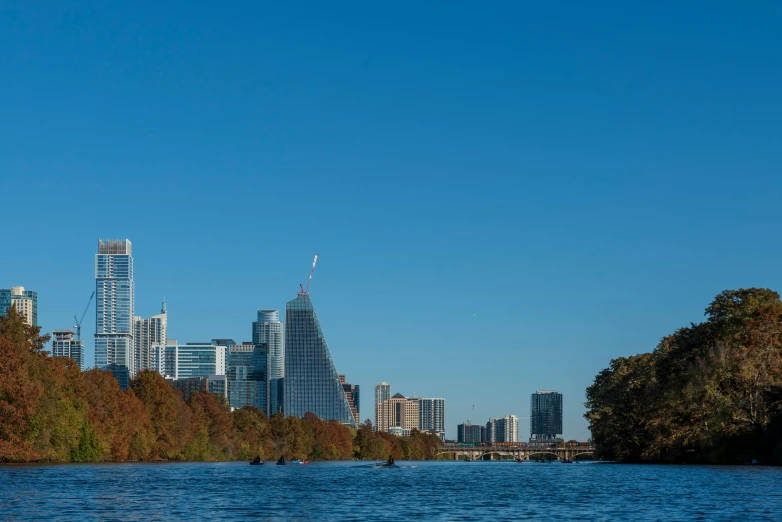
[0,286,38,326]
[486,415,519,443]
[94,239,134,388]
[227,342,267,412]
[51,330,85,371]
[150,340,226,379]
[252,310,283,415]
[134,301,167,374]
[418,397,446,440]
[374,382,391,432]
[457,423,482,444]
[377,393,419,434]
[530,390,563,442]
[339,375,360,426]
[283,293,355,426]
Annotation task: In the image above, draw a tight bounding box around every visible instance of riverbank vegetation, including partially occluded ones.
[0,306,441,463]
[586,288,782,464]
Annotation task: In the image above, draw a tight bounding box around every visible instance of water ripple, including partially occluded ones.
[1,461,781,520]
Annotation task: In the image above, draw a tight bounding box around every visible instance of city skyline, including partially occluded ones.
[3,1,780,442]
[6,237,773,440]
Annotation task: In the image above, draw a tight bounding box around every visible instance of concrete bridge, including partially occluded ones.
[438,444,596,461]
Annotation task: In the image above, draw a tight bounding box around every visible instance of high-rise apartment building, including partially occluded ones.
[377,393,419,433]
[283,293,355,426]
[418,397,446,440]
[150,340,226,380]
[51,330,85,370]
[134,301,167,374]
[339,375,360,425]
[252,310,283,415]
[374,382,391,432]
[0,286,38,326]
[486,415,519,443]
[227,342,267,412]
[457,423,482,444]
[530,390,563,442]
[94,239,134,388]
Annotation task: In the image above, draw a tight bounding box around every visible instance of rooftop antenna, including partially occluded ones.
[298,254,319,296]
[73,291,95,341]
[467,404,474,424]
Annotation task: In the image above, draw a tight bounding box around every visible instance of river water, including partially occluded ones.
[1,460,780,520]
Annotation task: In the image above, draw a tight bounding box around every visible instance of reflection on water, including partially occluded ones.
[1,460,781,520]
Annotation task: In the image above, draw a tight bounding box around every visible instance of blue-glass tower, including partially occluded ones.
[252,310,284,415]
[227,343,267,412]
[283,293,355,426]
[94,239,134,388]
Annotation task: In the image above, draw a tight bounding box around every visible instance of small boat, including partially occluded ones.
[515,458,525,463]
[250,461,263,466]
[276,457,287,466]
[561,459,573,464]
[376,463,398,468]
[291,460,310,465]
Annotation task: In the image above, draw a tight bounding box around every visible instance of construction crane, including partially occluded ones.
[73,291,95,341]
[298,254,319,296]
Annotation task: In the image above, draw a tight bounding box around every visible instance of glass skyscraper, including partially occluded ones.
[252,309,283,415]
[283,294,355,427]
[530,390,563,442]
[0,286,38,326]
[227,342,267,412]
[94,239,134,388]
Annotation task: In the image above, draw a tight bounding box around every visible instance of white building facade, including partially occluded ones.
[151,340,226,380]
[134,301,167,374]
[418,397,446,440]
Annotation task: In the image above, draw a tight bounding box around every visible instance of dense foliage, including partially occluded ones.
[586,288,782,464]
[0,306,441,463]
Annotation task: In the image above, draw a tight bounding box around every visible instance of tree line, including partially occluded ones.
[586,288,782,464]
[0,306,441,463]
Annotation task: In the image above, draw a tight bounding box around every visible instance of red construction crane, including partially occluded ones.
[298,254,319,296]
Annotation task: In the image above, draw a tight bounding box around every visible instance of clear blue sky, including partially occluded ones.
[1,1,780,440]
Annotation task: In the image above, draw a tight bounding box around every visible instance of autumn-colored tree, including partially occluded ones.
[188,392,234,460]
[82,369,151,461]
[232,406,269,460]
[586,288,782,464]
[130,370,195,460]
[0,306,46,461]
[1,305,445,463]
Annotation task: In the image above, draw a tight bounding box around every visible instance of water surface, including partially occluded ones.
[1,460,780,520]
